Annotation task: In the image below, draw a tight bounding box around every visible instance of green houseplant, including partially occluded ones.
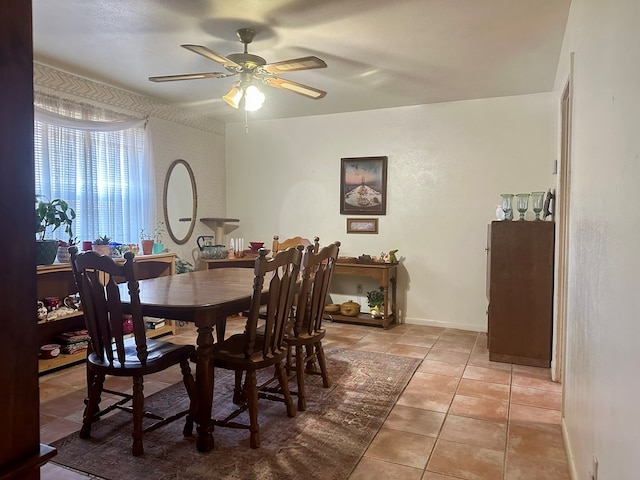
[140,228,154,255]
[35,196,76,265]
[366,287,385,318]
[92,235,111,256]
[152,222,165,254]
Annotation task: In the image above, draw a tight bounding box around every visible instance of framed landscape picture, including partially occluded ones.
[340,156,387,215]
[346,218,379,234]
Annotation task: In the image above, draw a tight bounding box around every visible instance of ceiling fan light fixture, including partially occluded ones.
[243,85,265,112]
[223,84,242,109]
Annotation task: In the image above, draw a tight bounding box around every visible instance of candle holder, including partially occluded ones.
[516,193,530,221]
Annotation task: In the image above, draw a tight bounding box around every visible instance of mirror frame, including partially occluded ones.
[163,159,198,245]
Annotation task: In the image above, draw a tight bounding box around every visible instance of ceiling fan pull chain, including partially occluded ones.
[245,110,249,134]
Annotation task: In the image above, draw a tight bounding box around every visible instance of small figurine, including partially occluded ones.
[389,249,398,263]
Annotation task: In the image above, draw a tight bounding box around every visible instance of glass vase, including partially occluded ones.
[516,193,530,221]
[531,191,545,220]
[500,194,514,221]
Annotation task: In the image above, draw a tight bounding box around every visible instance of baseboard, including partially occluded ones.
[562,416,578,480]
[402,316,486,333]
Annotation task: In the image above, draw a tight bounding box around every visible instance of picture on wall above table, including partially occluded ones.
[346,218,378,234]
[340,156,387,215]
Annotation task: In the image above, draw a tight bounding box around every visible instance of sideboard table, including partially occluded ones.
[325,262,398,329]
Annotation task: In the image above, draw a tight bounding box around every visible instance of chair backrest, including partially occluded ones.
[272,235,319,256]
[69,246,148,365]
[243,246,304,358]
[295,241,341,336]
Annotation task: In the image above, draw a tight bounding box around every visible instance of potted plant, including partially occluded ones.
[35,196,76,265]
[56,237,78,263]
[140,228,154,255]
[152,221,165,254]
[92,235,111,256]
[366,287,385,318]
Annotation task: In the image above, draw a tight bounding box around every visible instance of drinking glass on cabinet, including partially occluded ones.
[516,193,530,221]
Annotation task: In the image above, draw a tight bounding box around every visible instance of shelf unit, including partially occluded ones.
[325,262,398,329]
[37,252,177,374]
[199,217,239,245]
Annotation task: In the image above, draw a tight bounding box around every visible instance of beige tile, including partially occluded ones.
[426,348,470,365]
[463,365,511,385]
[365,427,436,469]
[510,385,562,410]
[417,359,465,378]
[509,404,562,427]
[41,463,91,479]
[432,338,474,354]
[505,453,571,480]
[350,457,424,480]
[508,424,568,463]
[439,415,507,451]
[384,405,446,437]
[456,378,510,402]
[397,385,455,413]
[409,372,460,394]
[421,472,465,480]
[511,372,562,393]
[449,395,509,423]
[467,352,512,371]
[397,334,439,348]
[511,364,551,380]
[39,417,82,444]
[427,439,504,480]
[386,343,430,359]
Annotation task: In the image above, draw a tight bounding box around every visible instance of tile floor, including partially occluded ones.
[39,320,570,480]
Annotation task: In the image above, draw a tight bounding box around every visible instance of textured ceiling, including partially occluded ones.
[33,0,571,124]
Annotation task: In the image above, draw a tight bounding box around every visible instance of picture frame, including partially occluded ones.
[346,218,379,234]
[340,156,387,215]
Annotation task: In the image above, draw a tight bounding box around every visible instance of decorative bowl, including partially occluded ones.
[324,304,341,314]
[249,241,264,251]
[340,300,361,317]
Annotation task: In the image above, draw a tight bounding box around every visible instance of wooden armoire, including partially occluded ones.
[486,221,555,367]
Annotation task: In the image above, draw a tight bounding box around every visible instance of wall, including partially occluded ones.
[553,0,640,478]
[148,117,225,265]
[226,94,555,331]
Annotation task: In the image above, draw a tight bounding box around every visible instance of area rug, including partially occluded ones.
[51,348,420,480]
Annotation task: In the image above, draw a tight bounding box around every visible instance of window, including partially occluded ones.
[34,95,153,245]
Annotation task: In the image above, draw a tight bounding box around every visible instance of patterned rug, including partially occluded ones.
[51,348,420,480]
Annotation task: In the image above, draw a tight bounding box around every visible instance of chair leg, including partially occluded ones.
[295,345,307,411]
[304,344,317,372]
[316,342,331,388]
[180,359,196,437]
[233,370,245,405]
[131,376,144,456]
[245,370,260,449]
[275,361,296,418]
[80,371,105,439]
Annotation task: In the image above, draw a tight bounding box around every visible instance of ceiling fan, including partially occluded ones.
[149,28,327,111]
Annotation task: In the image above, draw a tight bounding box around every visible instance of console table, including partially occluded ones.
[326,262,398,329]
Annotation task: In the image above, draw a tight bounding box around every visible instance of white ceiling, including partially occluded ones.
[32,0,571,124]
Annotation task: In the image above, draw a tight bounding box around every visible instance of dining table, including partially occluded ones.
[118,267,261,453]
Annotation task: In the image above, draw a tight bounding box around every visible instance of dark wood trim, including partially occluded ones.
[0,1,56,478]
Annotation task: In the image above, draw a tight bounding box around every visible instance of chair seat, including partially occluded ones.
[284,328,326,346]
[212,334,287,370]
[88,337,195,376]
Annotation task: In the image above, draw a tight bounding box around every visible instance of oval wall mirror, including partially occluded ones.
[163,159,197,245]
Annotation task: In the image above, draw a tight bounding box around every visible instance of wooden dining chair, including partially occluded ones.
[69,246,196,456]
[284,241,340,411]
[211,246,304,448]
[272,235,319,256]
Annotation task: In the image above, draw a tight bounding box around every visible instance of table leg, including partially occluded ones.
[194,314,215,452]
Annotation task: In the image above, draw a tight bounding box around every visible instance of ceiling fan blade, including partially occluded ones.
[257,56,327,74]
[148,72,231,82]
[181,44,243,72]
[260,76,327,99]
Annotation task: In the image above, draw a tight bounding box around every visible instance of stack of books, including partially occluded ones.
[144,316,166,330]
[54,329,90,355]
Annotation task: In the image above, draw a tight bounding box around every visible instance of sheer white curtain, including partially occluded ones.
[34,95,154,245]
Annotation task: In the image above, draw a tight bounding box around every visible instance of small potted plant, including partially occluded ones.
[35,195,76,265]
[366,287,385,318]
[152,221,165,254]
[140,228,154,255]
[92,235,111,256]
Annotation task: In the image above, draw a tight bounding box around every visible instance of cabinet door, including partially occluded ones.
[488,221,554,367]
